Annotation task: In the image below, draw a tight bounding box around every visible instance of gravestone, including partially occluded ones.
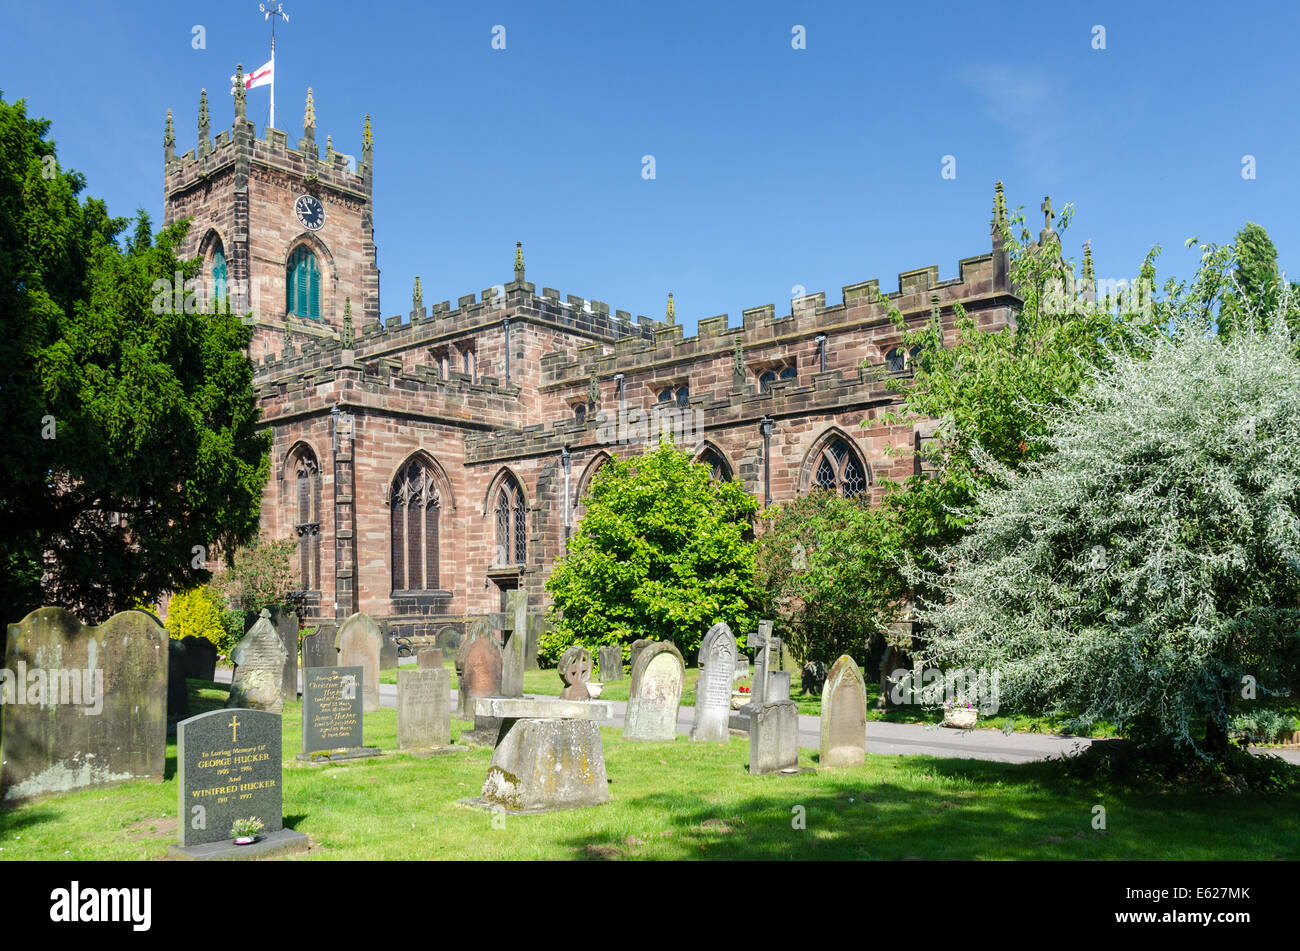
[181,635,218,681]
[459,632,505,746]
[597,645,623,682]
[247,607,299,704]
[749,621,775,706]
[416,647,443,669]
[749,700,799,775]
[227,610,289,713]
[524,612,548,670]
[335,612,382,714]
[168,640,190,730]
[170,708,307,859]
[378,619,399,671]
[624,642,684,742]
[691,622,737,742]
[820,655,867,767]
[629,638,654,673]
[776,638,800,677]
[500,590,528,698]
[456,616,492,719]
[299,666,380,762]
[558,645,593,701]
[769,671,791,703]
[398,668,459,752]
[436,625,463,656]
[2,608,167,800]
[734,655,750,681]
[301,622,337,671]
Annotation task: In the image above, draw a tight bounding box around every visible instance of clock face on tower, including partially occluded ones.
[294,194,325,231]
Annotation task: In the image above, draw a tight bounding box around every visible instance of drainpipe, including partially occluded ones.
[503,316,511,383]
[561,444,572,540]
[759,416,774,507]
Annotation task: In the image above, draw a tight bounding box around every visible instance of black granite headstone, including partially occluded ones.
[176,708,284,847]
[181,636,218,681]
[302,623,337,671]
[301,666,364,755]
[168,639,190,729]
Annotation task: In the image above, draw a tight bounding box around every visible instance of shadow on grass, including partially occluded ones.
[0,804,62,836]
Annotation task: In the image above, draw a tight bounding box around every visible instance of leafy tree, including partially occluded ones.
[211,535,297,618]
[542,439,758,662]
[164,585,227,647]
[913,269,1300,758]
[756,489,903,669]
[0,93,269,622]
[1220,221,1300,341]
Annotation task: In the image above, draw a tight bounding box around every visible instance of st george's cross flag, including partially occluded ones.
[230,59,274,94]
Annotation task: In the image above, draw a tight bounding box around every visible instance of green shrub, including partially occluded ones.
[165,586,227,649]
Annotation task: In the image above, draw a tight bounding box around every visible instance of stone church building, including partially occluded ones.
[162,79,1019,639]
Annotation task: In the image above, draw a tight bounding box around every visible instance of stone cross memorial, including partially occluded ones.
[691,622,737,743]
[499,590,529,699]
[227,610,290,713]
[1,608,167,801]
[820,655,867,767]
[558,645,593,701]
[300,666,380,762]
[335,612,382,714]
[397,668,460,752]
[623,642,684,742]
[170,708,307,860]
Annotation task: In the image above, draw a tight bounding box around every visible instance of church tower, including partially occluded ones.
[162,71,380,360]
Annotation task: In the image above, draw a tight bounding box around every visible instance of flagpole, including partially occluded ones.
[269,35,276,129]
[259,2,288,129]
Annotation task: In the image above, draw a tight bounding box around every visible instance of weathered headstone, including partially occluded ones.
[455,616,491,719]
[168,639,190,730]
[436,625,463,656]
[181,635,218,681]
[629,638,654,673]
[227,610,289,713]
[558,645,593,701]
[734,655,750,681]
[2,608,167,800]
[248,607,299,703]
[524,612,548,670]
[301,622,337,671]
[334,612,382,714]
[769,671,791,703]
[749,700,799,775]
[597,645,623,682]
[776,637,800,676]
[459,632,505,746]
[416,647,443,669]
[398,668,458,752]
[378,619,399,671]
[820,655,867,767]
[624,642,684,742]
[300,666,380,761]
[691,622,737,742]
[500,590,528,698]
[170,708,307,859]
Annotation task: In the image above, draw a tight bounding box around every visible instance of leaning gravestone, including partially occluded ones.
[820,655,867,767]
[227,610,289,713]
[597,645,623,682]
[398,668,462,753]
[558,645,593,701]
[301,622,337,671]
[2,608,167,801]
[300,666,380,762]
[624,642,685,742]
[335,612,382,714]
[749,700,799,775]
[460,633,505,746]
[691,622,737,743]
[170,708,308,859]
[181,635,218,681]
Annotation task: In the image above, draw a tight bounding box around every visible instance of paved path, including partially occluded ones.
[218,665,1300,766]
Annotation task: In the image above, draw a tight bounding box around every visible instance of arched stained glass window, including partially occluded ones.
[494,474,527,565]
[211,245,227,305]
[810,437,868,498]
[391,458,441,591]
[286,246,321,319]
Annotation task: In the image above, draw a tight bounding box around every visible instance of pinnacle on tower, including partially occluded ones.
[325,134,333,159]
[362,114,373,157]
[514,241,525,281]
[233,65,247,121]
[413,276,423,309]
[304,87,316,132]
[991,180,1007,240]
[341,297,354,348]
[666,292,676,325]
[198,88,210,149]
[164,109,175,161]
[1039,196,1058,245]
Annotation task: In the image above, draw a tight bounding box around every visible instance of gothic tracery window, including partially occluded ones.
[391,458,441,591]
[286,246,321,319]
[697,446,732,481]
[292,448,321,591]
[810,437,868,498]
[494,474,527,565]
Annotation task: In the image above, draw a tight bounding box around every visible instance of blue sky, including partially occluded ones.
[2,1,1295,334]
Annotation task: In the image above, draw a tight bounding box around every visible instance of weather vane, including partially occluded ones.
[259,2,288,128]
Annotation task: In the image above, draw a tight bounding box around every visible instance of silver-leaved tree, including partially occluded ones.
[913,246,1300,757]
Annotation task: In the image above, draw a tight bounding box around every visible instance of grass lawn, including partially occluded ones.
[1,679,1296,860]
